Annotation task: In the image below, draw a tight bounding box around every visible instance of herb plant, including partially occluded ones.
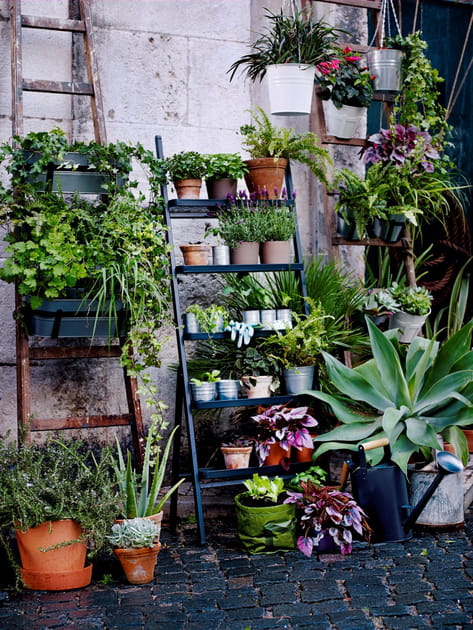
[163,151,206,181]
[387,282,432,316]
[242,474,286,504]
[204,153,248,180]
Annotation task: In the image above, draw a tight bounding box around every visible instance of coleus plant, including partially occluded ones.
[252,404,318,470]
[284,481,371,556]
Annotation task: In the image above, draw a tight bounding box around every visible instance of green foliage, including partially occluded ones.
[287,465,328,490]
[311,318,473,472]
[0,438,121,554]
[228,7,342,81]
[388,282,432,316]
[239,107,331,183]
[107,517,160,549]
[243,474,285,504]
[190,370,221,386]
[203,153,248,180]
[260,204,296,242]
[221,273,275,311]
[317,47,374,108]
[163,151,206,181]
[186,304,229,333]
[113,421,185,519]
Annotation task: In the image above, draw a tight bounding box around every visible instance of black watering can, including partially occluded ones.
[341,438,464,543]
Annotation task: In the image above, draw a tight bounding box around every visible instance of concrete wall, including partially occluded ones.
[0,0,364,447]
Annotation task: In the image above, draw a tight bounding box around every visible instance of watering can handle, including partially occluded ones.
[339,438,390,488]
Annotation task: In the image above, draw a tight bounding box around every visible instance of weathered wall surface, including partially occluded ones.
[0,0,363,446]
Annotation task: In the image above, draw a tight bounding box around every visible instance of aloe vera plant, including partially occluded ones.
[310,318,473,472]
[114,422,184,518]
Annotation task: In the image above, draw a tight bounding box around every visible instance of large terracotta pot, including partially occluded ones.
[220,445,253,469]
[264,441,289,466]
[173,178,202,199]
[243,158,287,199]
[260,240,291,264]
[114,543,161,584]
[294,435,317,463]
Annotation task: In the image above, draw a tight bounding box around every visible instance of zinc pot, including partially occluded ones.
[260,240,291,264]
[366,49,403,92]
[283,365,315,395]
[243,158,288,200]
[217,379,240,400]
[212,244,230,265]
[230,242,260,264]
[323,100,365,139]
[389,310,429,343]
[276,308,292,329]
[336,211,361,241]
[180,244,210,265]
[190,382,217,402]
[408,468,464,529]
[220,445,252,469]
[206,177,237,200]
[174,178,202,199]
[241,375,273,399]
[260,309,277,330]
[266,64,316,116]
[234,492,296,554]
[371,213,405,243]
[114,543,161,585]
[184,312,200,333]
[242,309,261,326]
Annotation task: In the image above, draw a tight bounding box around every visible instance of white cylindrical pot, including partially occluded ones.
[408,468,464,528]
[217,379,240,401]
[323,100,365,139]
[212,245,230,265]
[276,308,292,329]
[260,309,277,330]
[284,366,315,395]
[266,64,316,116]
[389,311,429,343]
[184,313,200,334]
[242,309,261,326]
[366,49,403,92]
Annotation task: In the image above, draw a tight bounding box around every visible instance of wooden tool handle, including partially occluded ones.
[361,437,389,451]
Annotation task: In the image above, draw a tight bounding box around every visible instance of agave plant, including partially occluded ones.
[310,318,473,472]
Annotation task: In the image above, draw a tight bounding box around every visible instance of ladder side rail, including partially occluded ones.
[10,0,23,137]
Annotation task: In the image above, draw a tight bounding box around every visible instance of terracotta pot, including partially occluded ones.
[294,435,317,463]
[463,429,473,452]
[173,178,202,199]
[260,240,291,264]
[220,445,252,469]
[180,244,210,265]
[206,177,237,199]
[16,519,87,573]
[241,375,273,399]
[243,158,287,199]
[263,441,289,466]
[230,242,260,264]
[20,564,93,591]
[114,543,161,585]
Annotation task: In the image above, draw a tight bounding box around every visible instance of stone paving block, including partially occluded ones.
[259,582,298,606]
[225,606,265,621]
[369,604,411,617]
[290,616,332,629]
[381,617,429,629]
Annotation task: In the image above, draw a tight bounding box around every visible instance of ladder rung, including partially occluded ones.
[314,0,382,9]
[30,414,134,432]
[21,15,86,32]
[29,346,122,360]
[22,79,94,95]
[322,135,366,146]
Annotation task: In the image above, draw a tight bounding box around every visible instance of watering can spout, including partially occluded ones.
[403,451,464,533]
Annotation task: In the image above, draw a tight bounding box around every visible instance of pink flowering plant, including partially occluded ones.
[284,481,371,556]
[317,47,375,108]
[252,404,318,470]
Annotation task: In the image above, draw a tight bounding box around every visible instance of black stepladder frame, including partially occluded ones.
[156,135,311,544]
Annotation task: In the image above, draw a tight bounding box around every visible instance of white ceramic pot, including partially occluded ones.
[266,64,316,116]
[323,100,365,139]
[241,375,273,399]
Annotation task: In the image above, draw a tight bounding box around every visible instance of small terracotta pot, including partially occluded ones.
[220,446,252,469]
[260,240,291,264]
[264,442,289,466]
[174,178,202,199]
[114,543,161,585]
[230,242,260,265]
[180,244,210,265]
[294,435,317,463]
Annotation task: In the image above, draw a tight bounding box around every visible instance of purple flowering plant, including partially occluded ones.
[252,404,318,469]
[363,124,440,173]
[284,481,371,556]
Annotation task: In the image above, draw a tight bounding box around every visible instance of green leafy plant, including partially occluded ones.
[310,318,473,472]
[240,107,331,184]
[107,518,160,549]
[163,150,206,181]
[387,282,432,316]
[203,153,248,180]
[287,465,328,491]
[242,474,285,504]
[206,191,268,247]
[228,7,342,81]
[113,422,185,519]
[186,304,228,333]
[190,369,221,386]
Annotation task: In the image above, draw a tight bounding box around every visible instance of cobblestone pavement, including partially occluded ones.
[0,509,472,630]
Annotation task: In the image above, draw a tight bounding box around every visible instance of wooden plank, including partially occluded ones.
[22,79,94,95]
[21,15,86,32]
[30,414,134,431]
[29,346,122,360]
[10,0,23,137]
[322,135,366,146]
[332,236,408,248]
[314,0,382,8]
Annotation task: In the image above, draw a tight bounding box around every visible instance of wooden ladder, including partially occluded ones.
[9,0,145,464]
[306,0,416,286]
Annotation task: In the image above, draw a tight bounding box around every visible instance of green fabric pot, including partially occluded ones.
[234,492,296,554]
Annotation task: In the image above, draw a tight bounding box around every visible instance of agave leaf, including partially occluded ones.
[442,426,469,465]
[314,418,382,443]
[322,351,392,410]
[406,337,438,401]
[382,407,407,445]
[126,452,138,518]
[417,371,473,414]
[405,417,441,449]
[306,389,377,424]
[144,425,180,516]
[390,434,418,475]
[429,406,473,432]
[423,321,473,390]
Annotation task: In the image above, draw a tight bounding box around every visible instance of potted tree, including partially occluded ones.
[0,438,121,590]
[316,46,375,139]
[234,474,296,554]
[203,152,248,199]
[239,107,331,198]
[228,7,341,115]
[162,150,206,199]
[284,481,371,556]
[108,518,161,585]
